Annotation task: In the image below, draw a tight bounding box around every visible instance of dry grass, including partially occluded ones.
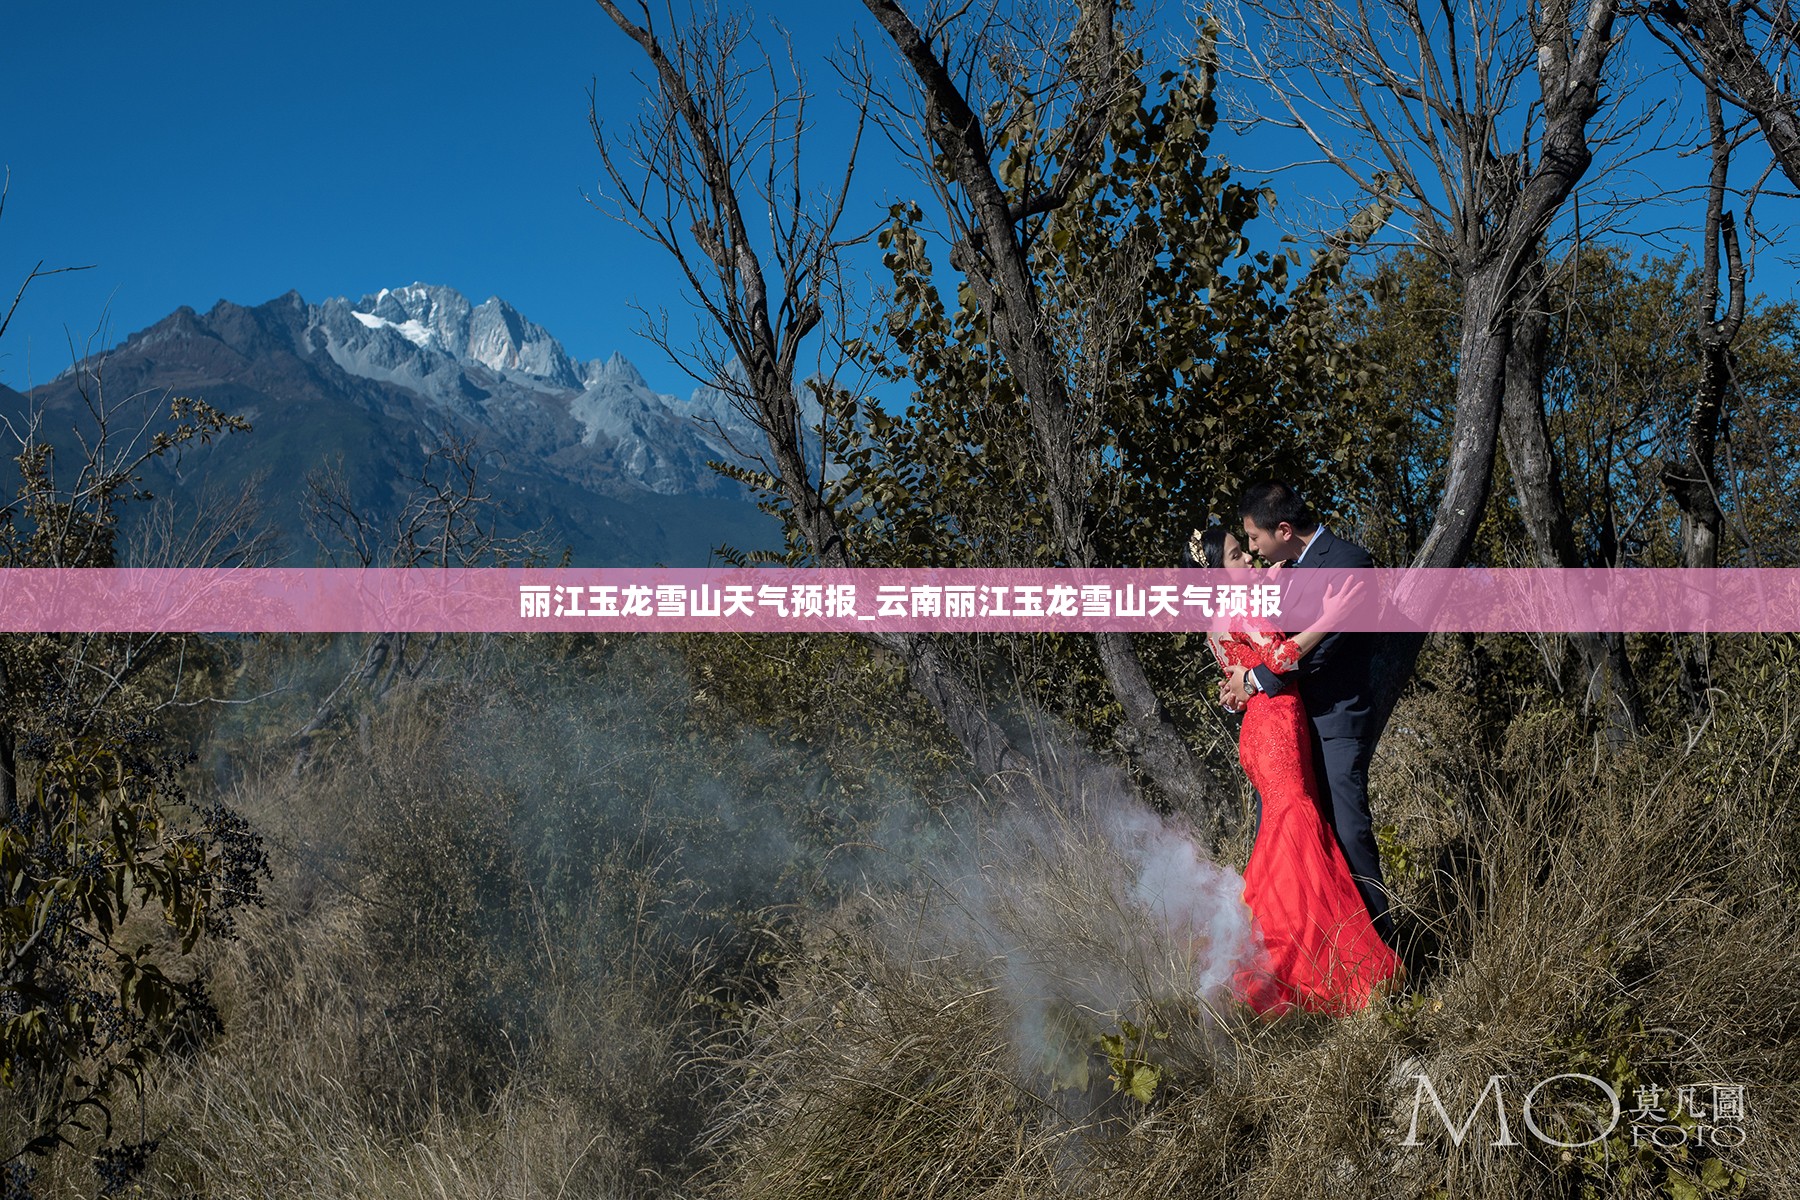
[16,760,702,1199]
[11,634,1798,1199]
[702,913,1084,1200]
[696,643,1800,1200]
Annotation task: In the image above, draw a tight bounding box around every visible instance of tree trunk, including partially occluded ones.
[870,631,1037,788]
[862,0,1235,826]
[1500,273,1644,743]
[0,729,14,823]
[1369,263,1542,746]
[1091,630,1233,819]
[1,658,17,821]
[1658,0,1800,193]
[1664,86,1746,711]
[1662,296,1733,573]
[1412,260,1512,571]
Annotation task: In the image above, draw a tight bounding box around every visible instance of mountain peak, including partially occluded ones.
[586,350,648,389]
[341,283,580,388]
[352,283,470,353]
[20,288,792,535]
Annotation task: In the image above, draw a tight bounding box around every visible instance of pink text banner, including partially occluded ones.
[0,568,1796,634]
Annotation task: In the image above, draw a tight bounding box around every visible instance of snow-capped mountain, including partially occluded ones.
[303,282,817,496]
[12,284,811,565]
[347,284,585,388]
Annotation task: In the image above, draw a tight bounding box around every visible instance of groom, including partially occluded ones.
[1221,480,1394,947]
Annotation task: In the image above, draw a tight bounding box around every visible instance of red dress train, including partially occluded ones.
[1215,627,1399,1016]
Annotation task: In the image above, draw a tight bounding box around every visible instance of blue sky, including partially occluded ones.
[3,1,1792,396]
[1,0,871,394]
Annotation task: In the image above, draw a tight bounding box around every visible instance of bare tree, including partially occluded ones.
[591,0,1275,821]
[0,171,95,352]
[1220,0,1628,732]
[0,352,259,816]
[302,436,551,571]
[291,437,555,770]
[1662,86,1750,572]
[1499,256,1647,740]
[1662,85,1755,710]
[590,2,863,563]
[124,473,283,570]
[1640,0,1800,574]
[855,0,1242,814]
[592,0,1119,803]
[1648,0,1800,190]
[1225,0,1631,568]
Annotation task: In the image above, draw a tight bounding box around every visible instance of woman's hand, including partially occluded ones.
[1319,575,1366,630]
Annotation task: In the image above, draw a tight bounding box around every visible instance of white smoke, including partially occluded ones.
[871,749,1261,1091]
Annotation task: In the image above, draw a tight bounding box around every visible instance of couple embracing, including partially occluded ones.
[1184,480,1402,1016]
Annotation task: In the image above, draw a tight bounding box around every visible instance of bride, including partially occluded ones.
[1187,525,1400,1016]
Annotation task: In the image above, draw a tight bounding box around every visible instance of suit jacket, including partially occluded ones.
[1249,527,1375,739]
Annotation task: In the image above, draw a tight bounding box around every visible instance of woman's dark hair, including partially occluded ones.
[1238,480,1318,534]
[1180,525,1230,569]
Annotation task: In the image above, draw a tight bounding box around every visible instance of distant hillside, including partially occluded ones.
[0,284,804,566]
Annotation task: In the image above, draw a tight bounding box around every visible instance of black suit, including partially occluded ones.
[1248,528,1392,944]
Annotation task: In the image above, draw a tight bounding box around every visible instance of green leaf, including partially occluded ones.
[1121,1061,1161,1103]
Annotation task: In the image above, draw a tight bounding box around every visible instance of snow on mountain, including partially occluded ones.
[315,284,811,496]
[11,285,800,565]
[48,281,814,502]
[350,283,584,389]
[350,309,436,350]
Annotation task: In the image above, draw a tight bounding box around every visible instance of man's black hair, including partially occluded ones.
[1238,480,1318,535]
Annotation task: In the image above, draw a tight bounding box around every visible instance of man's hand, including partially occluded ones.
[1223,665,1254,708]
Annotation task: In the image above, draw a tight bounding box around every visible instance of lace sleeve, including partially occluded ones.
[1238,621,1303,674]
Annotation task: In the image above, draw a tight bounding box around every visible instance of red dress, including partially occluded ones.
[1213,626,1399,1016]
